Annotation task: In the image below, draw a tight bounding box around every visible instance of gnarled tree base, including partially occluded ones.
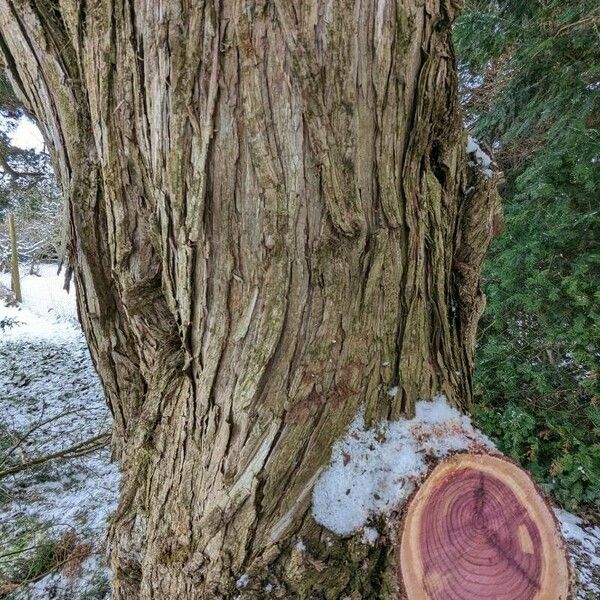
[399,453,572,600]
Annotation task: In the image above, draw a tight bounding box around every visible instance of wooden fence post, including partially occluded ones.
[8,213,22,302]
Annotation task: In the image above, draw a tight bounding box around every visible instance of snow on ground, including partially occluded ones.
[0,264,118,599]
[0,263,80,340]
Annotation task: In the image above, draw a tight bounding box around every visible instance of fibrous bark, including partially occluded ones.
[0,1,501,597]
[399,453,572,600]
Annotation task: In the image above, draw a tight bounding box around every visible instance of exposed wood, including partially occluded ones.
[399,453,572,600]
[8,212,21,302]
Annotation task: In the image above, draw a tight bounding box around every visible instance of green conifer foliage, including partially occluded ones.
[0,74,51,214]
[455,1,600,518]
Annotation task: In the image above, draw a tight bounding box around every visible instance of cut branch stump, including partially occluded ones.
[399,453,572,600]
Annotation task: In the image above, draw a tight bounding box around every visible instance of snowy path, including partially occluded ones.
[0,266,118,599]
[0,265,599,598]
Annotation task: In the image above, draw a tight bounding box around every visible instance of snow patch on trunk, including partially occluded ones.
[312,395,494,536]
[466,135,494,177]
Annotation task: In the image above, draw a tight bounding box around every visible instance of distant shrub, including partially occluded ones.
[0,316,20,332]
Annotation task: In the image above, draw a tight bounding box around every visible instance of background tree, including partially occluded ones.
[0,73,62,269]
[0,2,500,598]
[0,73,45,210]
[455,0,600,519]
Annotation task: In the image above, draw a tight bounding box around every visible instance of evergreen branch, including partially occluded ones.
[0,148,42,179]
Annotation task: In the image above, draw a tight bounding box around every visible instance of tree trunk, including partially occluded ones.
[0,1,500,598]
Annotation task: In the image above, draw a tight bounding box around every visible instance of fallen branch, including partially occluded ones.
[1,409,82,462]
[0,432,110,480]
